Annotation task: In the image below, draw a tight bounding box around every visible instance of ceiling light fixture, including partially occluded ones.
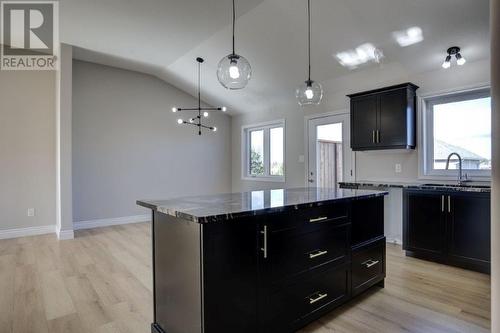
[442,46,466,69]
[173,57,227,135]
[217,0,252,90]
[296,0,322,106]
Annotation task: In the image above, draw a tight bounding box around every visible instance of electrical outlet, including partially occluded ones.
[27,208,35,217]
[395,163,402,173]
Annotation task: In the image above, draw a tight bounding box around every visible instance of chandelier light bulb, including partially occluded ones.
[212,127,217,132]
[456,53,466,66]
[203,112,209,118]
[189,118,194,123]
[442,55,451,69]
[229,64,240,79]
[221,106,227,112]
[172,107,178,113]
[177,118,183,124]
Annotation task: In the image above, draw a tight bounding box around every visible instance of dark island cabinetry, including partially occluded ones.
[138,188,387,333]
[403,189,490,273]
[348,83,418,151]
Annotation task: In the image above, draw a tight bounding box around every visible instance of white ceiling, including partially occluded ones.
[61,0,490,115]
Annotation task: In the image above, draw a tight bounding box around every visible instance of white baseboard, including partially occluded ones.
[57,228,74,240]
[0,225,56,240]
[74,214,150,231]
[386,237,403,245]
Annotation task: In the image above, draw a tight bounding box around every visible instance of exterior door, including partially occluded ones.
[307,113,354,188]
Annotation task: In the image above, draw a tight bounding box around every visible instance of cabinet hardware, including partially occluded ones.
[362,259,380,268]
[309,250,328,259]
[260,225,268,259]
[448,196,451,213]
[309,216,328,223]
[308,292,328,305]
[376,130,380,143]
[441,195,445,212]
[372,130,376,143]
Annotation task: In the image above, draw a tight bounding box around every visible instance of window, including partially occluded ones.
[423,88,491,178]
[242,120,285,181]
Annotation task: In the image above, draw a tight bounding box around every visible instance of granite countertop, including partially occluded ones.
[339,181,491,193]
[137,187,388,223]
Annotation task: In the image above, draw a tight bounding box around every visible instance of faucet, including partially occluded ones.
[445,152,469,185]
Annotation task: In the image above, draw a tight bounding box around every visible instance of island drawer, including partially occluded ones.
[260,222,350,283]
[265,202,350,235]
[352,238,386,296]
[259,264,350,332]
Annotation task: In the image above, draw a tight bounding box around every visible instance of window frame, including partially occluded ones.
[421,87,491,180]
[241,119,286,182]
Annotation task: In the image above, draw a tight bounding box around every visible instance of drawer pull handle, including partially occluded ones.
[309,250,328,259]
[308,292,328,304]
[309,216,328,223]
[362,259,380,268]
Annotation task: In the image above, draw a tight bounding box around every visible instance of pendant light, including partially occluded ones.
[296,0,323,106]
[217,0,252,90]
[173,58,227,135]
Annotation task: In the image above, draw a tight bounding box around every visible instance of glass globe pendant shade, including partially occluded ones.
[296,80,323,106]
[217,54,252,90]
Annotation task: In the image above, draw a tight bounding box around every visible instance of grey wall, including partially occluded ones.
[72,60,232,222]
[231,59,490,192]
[0,71,57,230]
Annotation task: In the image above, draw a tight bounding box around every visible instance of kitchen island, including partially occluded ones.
[137,187,388,333]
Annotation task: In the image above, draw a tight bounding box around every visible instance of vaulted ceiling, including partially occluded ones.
[60,0,490,115]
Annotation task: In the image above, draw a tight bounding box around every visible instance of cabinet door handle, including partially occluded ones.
[309,216,328,223]
[308,292,328,304]
[309,250,328,259]
[441,195,445,212]
[376,130,380,143]
[260,225,268,259]
[372,130,376,143]
[362,259,380,268]
[448,196,451,213]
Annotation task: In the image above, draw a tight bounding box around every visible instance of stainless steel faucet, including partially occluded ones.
[445,152,469,185]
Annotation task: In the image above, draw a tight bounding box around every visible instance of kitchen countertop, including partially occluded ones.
[137,187,388,223]
[339,181,491,193]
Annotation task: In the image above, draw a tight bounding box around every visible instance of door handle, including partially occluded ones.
[441,195,445,212]
[372,130,376,143]
[260,225,268,259]
[308,292,328,304]
[309,250,328,259]
[448,196,451,213]
[376,130,380,143]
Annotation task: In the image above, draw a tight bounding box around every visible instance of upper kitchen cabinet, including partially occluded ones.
[348,83,419,151]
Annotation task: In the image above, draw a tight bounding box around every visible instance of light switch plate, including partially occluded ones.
[395,163,402,173]
[27,208,35,217]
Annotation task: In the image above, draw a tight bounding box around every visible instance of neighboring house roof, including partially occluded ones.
[434,140,487,161]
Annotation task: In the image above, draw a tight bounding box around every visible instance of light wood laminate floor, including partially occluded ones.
[0,223,490,333]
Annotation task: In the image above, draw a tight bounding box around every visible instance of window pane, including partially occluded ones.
[249,130,264,175]
[270,127,284,176]
[433,97,491,170]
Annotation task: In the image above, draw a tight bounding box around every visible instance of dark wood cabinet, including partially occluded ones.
[403,189,491,273]
[348,83,418,151]
[149,195,386,333]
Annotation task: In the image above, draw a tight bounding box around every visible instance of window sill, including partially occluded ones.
[242,176,285,183]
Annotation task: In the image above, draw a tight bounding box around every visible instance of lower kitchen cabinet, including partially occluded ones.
[403,189,491,273]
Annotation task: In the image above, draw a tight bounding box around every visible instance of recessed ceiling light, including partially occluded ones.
[335,43,382,69]
[393,26,424,47]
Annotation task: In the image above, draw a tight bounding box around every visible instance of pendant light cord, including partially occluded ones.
[198,60,201,114]
[232,0,236,55]
[308,0,311,82]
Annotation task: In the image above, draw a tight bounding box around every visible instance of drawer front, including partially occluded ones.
[265,202,350,235]
[262,222,350,283]
[259,264,350,332]
[352,238,385,296]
